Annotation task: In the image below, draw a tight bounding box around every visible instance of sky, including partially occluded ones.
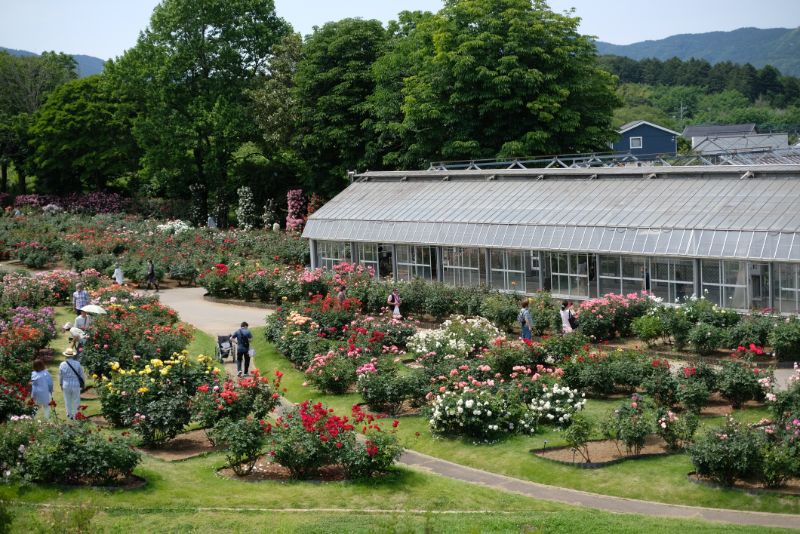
[0,0,799,60]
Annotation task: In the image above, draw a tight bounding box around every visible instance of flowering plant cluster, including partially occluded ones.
[603,394,655,455]
[13,192,130,214]
[80,293,190,375]
[408,315,499,359]
[193,370,283,431]
[0,269,103,309]
[529,383,586,426]
[0,376,34,421]
[98,352,215,446]
[269,401,402,479]
[655,409,698,450]
[0,417,140,485]
[285,189,306,232]
[576,292,654,341]
[429,389,536,440]
[156,219,192,235]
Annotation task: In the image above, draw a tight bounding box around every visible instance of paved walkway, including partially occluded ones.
[156,287,800,530]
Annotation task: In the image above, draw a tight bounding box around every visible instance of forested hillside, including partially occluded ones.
[600,55,800,136]
[596,27,800,77]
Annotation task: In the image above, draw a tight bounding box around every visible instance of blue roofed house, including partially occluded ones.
[612,120,679,157]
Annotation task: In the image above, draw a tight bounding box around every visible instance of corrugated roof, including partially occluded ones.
[682,123,756,138]
[303,165,800,262]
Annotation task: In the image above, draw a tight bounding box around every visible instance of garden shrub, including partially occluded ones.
[631,315,664,347]
[576,293,652,341]
[407,315,499,359]
[688,323,723,356]
[339,425,403,480]
[676,369,711,413]
[269,401,401,479]
[18,420,140,485]
[641,359,678,407]
[0,378,33,421]
[356,362,411,414]
[716,360,766,409]
[656,410,698,450]
[770,364,800,425]
[682,297,740,328]
[529,383,586,427]
[563,412,595,462]
[562,352,615,396]
[769,318,800,362]
[429,389,535,440]
[485,338,539,375]
[192,372,283,436]
[542,332,589,364]
[725,315,774,349]
[759,442,795,488]
[527,292,560,336]
[479,293,519,332]
[603,394,654,455]
[305,351,358,395]
[210,417,269,476]
[690,418,762,486]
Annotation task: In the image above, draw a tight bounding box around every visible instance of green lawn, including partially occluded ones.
[249,327,800,515]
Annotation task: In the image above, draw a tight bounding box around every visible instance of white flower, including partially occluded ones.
[465,399,474,409]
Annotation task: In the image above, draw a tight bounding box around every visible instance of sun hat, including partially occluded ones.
[63,347,78,358]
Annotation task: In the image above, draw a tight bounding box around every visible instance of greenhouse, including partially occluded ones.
[303,164,800,314]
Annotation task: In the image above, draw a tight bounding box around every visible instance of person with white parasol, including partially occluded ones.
[70,304,106,351]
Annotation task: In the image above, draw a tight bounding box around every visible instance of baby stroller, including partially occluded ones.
[215,335,233,362]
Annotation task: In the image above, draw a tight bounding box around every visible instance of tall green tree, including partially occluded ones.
[107,0,290,198]
[290,18,387,195]
[376,0,619,168]
[27,75,140,193]
[0,51,77,192]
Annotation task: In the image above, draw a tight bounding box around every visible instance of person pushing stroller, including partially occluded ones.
[230,322,253,377]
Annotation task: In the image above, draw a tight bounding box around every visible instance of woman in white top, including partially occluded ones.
[560,301,575,334]
[113,263,124,285]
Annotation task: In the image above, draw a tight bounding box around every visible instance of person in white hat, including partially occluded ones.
[59,348,85,420]
[69,327,87,351]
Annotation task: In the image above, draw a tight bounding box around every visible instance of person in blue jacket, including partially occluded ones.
[31,359,54,419]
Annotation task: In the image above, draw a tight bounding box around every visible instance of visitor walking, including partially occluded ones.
[336,286,347,304]
[59,348,85,420]
[231,321,253,377]
[72,283,89,315]
[518,300,533,341]
[560,301,577,334]
[146,259,159,292]
[387,288,402,317]
[30,359,53,420]
[74,309,94,332]
[113,263,124,285]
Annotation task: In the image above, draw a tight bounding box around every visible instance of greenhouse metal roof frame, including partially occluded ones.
[303,165,800,262]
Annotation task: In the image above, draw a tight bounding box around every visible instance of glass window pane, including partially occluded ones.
[702,261,720,284]
[723,261,745,286]
[600,278,620,295]
[622,257,646,279]
[600,255,620,277]
[703,285,722,306]
[674,260,694,283]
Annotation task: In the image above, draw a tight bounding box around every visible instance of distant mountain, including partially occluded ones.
[0,47,106,77]
[596,27,800,77]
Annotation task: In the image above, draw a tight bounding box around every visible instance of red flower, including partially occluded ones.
[392,420,399,428]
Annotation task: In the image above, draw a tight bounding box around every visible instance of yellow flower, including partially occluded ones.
[282,296,288,301]
[91,374,98,380]
[160,368,169,376]
[151,358,164,367]
[138,387,149,394]
[110,362,120,371]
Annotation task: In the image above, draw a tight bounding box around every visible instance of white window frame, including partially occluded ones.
[317,240,351,270]
[442,247,482,287]
[396,245,435,281]
[630,136,643,150]
[357,242,379,276]
[490,249,525,293]
[549,252,590,298]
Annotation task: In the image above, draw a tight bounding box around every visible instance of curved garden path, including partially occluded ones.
[155,286,800,530]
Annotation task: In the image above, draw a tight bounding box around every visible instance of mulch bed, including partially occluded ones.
[360,400,421,417]
[688,473,800,496]
[218,456,346,482]
[138,429,220,461]
[533,435,674,468]
[88,414,111,428]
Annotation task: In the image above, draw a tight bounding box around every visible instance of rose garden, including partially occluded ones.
[0,200,798,532]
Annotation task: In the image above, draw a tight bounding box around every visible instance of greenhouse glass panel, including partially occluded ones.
[600,255,620,277]
[775,263,799,314]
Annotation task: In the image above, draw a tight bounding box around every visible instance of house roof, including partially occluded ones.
[304,165,800,262]
[682,123,756,138]
[618,120,680,136]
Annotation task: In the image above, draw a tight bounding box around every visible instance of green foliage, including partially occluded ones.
[210,417,269,476]
[357,366,411,415]
[716,360,765,409]
[478,293,519,332]
[677,376,711,413]
[27,75,139,193]
[527,292,561,336]
[631,315,664,347]
[377,0,619,168]
[290,18,387,195]
[603,394,654,455]
[107,0,291,198]
[769,317,800,362]
[656,410,698,451]
[340,427,403,480]
[641,360,678,408]
[690,418,763,486]
[10,420,140,485]
[563,413,594,463]
[725,315,774,348]
[305,351,357,395]
[541,332,589,364]
[760,442,795,488]
[688,323,723,356]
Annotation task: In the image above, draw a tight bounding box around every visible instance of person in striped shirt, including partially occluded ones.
[72,284,89,315]
[59,348,85,419]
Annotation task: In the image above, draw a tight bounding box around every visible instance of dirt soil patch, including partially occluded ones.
[139,429,219,461]
[534,435,673,466]
[699,394,763,417]
[88,414,111,428]
[688,473,800,496]
[361,400,421,418]
[218,456,347,482]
